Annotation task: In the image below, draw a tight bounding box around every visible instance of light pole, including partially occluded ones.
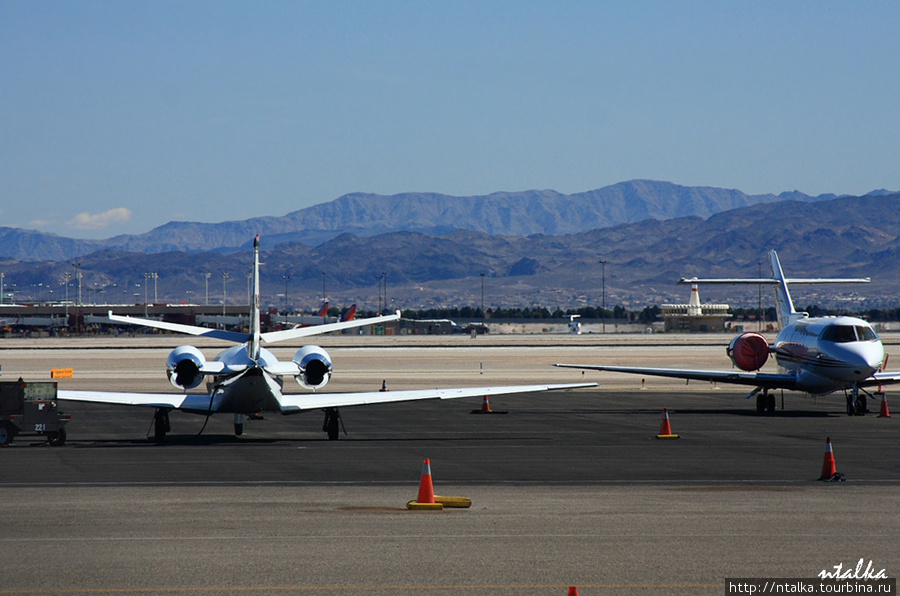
[222,272,230,317]
[143,272,150,316]
[73,262,82,306]
[204,273,211,306]
[283,275,290,324]
[0,272,4,305]
[480,273,485,330]
[600,260,607,333]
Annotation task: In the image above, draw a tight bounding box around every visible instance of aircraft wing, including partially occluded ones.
[276,382,597,411]
[260,311,401,344]
[861,371,900,388]
[552,364,798,390]
[58,389,191,409]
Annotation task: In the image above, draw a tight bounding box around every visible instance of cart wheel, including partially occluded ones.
[48,427,67,447]
[0,422,17,446]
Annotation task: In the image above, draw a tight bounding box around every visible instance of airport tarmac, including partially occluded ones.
[1,334,898,595]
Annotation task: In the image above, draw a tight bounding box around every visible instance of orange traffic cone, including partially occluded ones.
[471,394,506,414]
[818,437,840,481]
[408,459,443,510]
[417,458,435,503]
[656,408,679,439]
[878,393,891,418]
[568,588,579,596]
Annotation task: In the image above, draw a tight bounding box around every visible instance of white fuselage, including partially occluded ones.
[773,316,885,394]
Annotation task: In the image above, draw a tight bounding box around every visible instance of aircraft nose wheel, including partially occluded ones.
[846,390,868,416]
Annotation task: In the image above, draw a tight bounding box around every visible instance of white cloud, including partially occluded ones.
[67,208,132,230]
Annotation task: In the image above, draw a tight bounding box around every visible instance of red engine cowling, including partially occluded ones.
[727,332,770,371]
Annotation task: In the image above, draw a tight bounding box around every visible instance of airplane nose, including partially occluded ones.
[833,344,884,378]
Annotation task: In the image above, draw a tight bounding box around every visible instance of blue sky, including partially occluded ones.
[2,1,899,239]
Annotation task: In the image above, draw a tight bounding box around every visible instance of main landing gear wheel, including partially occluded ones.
[756,390,776,414]
[153,408,171,442]
[322,407,341,441]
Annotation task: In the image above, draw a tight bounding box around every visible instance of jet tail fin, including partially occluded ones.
[340,304,357,322]
[249,234,261,360]
[768,250,800,328]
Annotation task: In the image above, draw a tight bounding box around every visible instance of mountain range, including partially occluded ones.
[1,185,899,311]
[0,180,841,262]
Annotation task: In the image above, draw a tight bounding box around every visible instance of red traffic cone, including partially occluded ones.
[408,459,443,510]
[656,408,679,439]
[878,393,891,418]
[567,588,579,596]
[471,394,506,414]
[818,437,837,480]
[417,458,435,503]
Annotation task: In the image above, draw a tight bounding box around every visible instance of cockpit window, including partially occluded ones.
[819,325,878,343]
[819,325,858,343]
[856,326,878,342]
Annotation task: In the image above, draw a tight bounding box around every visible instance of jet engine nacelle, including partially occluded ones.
[726,332,770,371]
[166,345,207,390]
[293,345,333,390]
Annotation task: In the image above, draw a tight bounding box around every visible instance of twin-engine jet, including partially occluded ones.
[555,250,900,415]
[58,236,594,441]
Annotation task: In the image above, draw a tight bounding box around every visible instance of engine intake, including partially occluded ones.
[293,345,333,390]
[727,332,770,371]
[166,345,207,390]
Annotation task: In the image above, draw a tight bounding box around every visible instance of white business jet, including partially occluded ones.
[555,250,900,415]
[59,236,594,440]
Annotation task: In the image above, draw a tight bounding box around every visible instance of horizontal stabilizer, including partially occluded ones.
[107,311,250,343]
[261,311,400,344]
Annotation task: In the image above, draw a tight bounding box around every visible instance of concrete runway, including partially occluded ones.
[1,335,898,595]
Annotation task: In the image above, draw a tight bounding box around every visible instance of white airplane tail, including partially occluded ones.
[106,236,401,348]
[249,234,262,361]
[679,250,870,330]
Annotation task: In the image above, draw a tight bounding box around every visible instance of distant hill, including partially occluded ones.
[3,193,900,310]
[2,180,837,261]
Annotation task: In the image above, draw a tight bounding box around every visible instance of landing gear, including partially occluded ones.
[322,407,342,441]
[846,387,868,416]
[153,408,171,442]
[756,390,776,414]
[234,414,245,436]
